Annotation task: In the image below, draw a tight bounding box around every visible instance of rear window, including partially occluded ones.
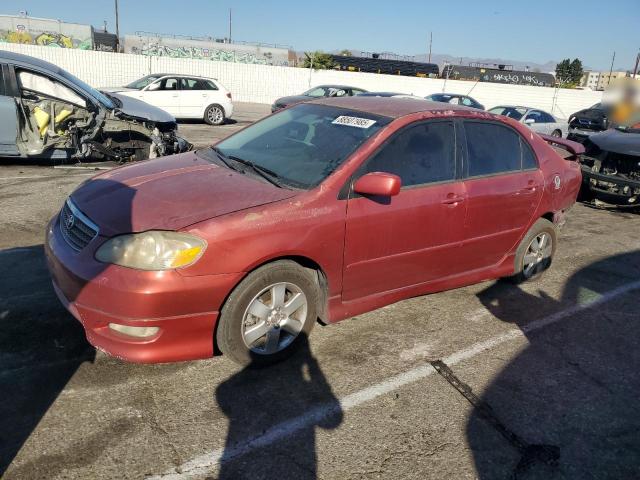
[464,122,524,177]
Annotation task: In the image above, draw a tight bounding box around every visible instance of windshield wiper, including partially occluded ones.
[210,147,240,172]
[226,154,286,188]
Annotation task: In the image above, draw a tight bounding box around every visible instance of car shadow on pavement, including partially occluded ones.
[468,250,640,479]
[0,178,138,476]
[215,333,343,480]
[0,245,95,476]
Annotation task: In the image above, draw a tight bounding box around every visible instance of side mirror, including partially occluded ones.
[524,118,535,124]
[353,172,401,197]
[146,82,161,91]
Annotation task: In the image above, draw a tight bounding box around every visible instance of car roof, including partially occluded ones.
[429,93,465,97]
[312,84,361,90]
[311,96,476,118]
[0,50,63,74]
[156,74,216,81]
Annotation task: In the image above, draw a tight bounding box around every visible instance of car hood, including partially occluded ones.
[587,129,640,157]
[274,95,311,106]
[107,92,176,124]
[100,86,137,93]
[70,151,298,237]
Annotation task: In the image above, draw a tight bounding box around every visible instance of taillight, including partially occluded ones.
[226,92,232,99]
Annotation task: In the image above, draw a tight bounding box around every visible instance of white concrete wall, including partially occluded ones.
[1,43,602,119]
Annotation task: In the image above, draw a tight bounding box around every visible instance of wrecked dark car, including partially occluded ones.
[0,51,191,162]
[579,127,640,206]
[567,103,609,142]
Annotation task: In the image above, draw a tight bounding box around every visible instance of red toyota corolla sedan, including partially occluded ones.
[45,97,583,366]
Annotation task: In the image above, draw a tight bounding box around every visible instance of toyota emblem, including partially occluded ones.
[66,214,75,229]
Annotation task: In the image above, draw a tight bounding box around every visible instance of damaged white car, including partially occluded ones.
[0,51,191,162]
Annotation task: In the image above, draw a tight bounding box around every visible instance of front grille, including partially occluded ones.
[59,199,99,251]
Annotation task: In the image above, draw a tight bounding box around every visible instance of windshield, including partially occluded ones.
[125,75,164,90]
[214,103,391,189]
[59,69,115,109]
[488,106,527,120]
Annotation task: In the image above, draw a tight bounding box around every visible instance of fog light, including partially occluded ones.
[108,323,159,338]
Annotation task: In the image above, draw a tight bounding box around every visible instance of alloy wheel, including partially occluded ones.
[522,232,553,279]
[241,282,308,355]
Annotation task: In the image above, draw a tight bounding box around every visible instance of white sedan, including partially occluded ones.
[102,74,234,125]
[488,106,568,137]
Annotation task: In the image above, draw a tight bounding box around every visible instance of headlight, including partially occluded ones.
[95,231,206,270]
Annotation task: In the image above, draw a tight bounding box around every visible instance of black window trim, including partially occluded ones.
[345,118,462,198]
[461,119,540,180]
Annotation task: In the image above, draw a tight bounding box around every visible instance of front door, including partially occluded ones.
[458,121,544,271]
[0,64,19,156]
[342,120,467,301]
[140,77,181,116]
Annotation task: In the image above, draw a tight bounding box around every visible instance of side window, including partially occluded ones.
[362,121,456,188]
[461,97,474,106]
[160,78,178,90]
[17,70,86,107]
[448,97,460,105]
[521,138,538,169]
[180,78,198,90]
[203,80,219,90]
[465,122,521,177]
[524,111,542,123]
[540,112,555,123]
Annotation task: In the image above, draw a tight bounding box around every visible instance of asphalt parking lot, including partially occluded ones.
[1,102,639,480]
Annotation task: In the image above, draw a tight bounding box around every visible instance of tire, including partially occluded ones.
[551,129,562,138]
[216,260,318,366]
[204,104,226,125]
[509,218,557,283]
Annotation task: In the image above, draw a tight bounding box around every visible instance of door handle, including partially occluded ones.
[441,194,465,205]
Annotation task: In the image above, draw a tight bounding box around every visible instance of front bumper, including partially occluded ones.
[581,166,640,205]
[45,215,243,363]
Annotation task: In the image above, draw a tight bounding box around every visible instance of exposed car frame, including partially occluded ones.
[0,51,191,162]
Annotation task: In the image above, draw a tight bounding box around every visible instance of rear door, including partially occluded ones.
[458,120,543,271]
[179,77,211,118]
[342,119,467,301]
[0,64,20,156]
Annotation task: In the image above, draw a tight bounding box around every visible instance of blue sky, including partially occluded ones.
[4,0,639,70]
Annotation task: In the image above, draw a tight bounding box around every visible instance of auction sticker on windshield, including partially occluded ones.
[332,116,377,128]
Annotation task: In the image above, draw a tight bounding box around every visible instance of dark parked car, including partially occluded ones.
[271,85,367,112]
[0,51,190,161]
[578,126,640,206]
[567,103,609,142]
[46,97,582,366]
[425,93,484,110]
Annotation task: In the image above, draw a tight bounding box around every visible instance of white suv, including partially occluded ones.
[103,74,234,125]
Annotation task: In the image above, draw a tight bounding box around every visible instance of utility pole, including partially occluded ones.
[633,49,639,79]
[428,31,432,63]
[114,0,120,52]
[608,51,615,88]
[228,8,232,43]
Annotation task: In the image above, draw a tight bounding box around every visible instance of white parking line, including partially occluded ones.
[151,280,640,479]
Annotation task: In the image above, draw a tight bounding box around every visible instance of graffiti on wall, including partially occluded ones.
[130,42,287,65]
[0,17,92,49]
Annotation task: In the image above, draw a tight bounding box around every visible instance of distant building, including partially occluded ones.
[597,71,630,90]
[580,71,601,90]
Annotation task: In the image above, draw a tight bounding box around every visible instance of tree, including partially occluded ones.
[302,51,336,70]
[555,58,584,87]
[338,49,352,56]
